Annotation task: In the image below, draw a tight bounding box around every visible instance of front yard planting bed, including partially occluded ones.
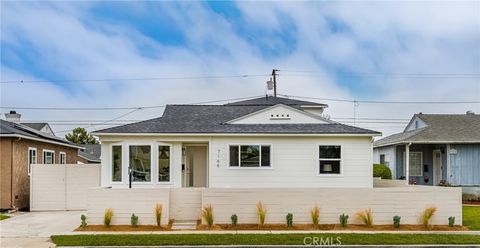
[51,233,480,246]
[76,225,171,232]
[198,223,468,231]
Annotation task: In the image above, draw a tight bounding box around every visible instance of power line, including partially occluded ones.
[0,95,264,111]
[0,74,270,84]
[280,70,480,78]
[279,94,480,104]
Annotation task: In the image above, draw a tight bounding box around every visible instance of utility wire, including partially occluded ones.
[279,94,480,104]
[0,74,270,84]
[280,70,480,78]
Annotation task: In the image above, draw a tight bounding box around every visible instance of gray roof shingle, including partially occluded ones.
[374,113,480,147]
[0,119,82,148]
[95,97,379,135]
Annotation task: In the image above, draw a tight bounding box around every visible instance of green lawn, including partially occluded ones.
[0,214,9,221]
[463,205,480,230]
[51,234,480,246]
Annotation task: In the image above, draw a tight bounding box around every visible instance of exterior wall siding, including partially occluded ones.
[209,136,373,188]
[373,146,396,178]
[0,137,79,210]
[450,144,480,185]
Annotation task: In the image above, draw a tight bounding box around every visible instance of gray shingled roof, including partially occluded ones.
[78,144,101,163]
[94,97,379,135]
[374,113,480,147]
[0,119,82,148]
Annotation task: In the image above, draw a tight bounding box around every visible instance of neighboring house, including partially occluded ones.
[20,122,55,135]
[0,111,83,210]
[93,96,381,188]
[78,144,101,164]
[373,112,480,186]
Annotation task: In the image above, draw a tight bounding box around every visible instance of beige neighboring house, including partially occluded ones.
[0,111,83,210]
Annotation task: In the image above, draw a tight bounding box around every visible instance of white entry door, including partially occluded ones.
[184,146,207,187]
[433,150,442,185]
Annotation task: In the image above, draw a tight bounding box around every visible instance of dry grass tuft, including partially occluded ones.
[104,208,113,227]
[155,204,163,226]
[420,206,437,229]
[256,201,267,228]
[202,204,214,229]
[355,208,374,227]
[310,205,320,227]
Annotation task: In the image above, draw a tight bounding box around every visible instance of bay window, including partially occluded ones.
[319,145,341,175]
[129,145,151,182]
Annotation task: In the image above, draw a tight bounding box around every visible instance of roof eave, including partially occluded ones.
[0,134,84,149]
[93,132,381,137]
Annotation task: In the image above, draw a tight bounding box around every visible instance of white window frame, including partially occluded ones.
[318,145,343,176]
[227,144,272,169]
[43,149,55,164]
[128,143,154,184]
[409,151,423,177]
[110,144,123,184]
[59,152,66,164]
[28,147,37,176]
[156,143,173,184]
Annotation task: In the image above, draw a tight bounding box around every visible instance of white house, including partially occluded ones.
[93,96,381,189]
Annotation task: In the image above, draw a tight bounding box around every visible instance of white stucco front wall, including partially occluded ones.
[98,135,373,188]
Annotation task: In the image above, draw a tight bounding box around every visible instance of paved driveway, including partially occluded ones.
[0,211,82,248]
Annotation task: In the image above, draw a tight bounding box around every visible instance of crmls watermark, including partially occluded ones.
[303,236,342,246]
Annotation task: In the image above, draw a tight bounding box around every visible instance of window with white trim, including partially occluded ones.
[229,145,271,167]
[409,152,423,176]
[59,152,66,164]
[43,150,55,164]
[28,148,37,175]
[319,146,341,174]
[129,145,151,182]
[158,145,171,182]
[112,145,122,182]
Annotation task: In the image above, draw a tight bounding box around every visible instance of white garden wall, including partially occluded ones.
[202,187,462,225]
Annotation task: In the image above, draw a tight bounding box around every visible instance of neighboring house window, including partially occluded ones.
[28,147,37,175]
[409,152,423,176]
[129,145,151,182]
[43,150,55,164]
[229,145,271,167]
[59,152,66,164]
[380,154,385,164]
[112,145,122,182]
[319,146,341,175]
[158,146,171,182]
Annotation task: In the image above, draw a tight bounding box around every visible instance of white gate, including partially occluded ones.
[30,164,100,211]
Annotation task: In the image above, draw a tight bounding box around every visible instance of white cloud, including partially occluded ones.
[1,1,479,137]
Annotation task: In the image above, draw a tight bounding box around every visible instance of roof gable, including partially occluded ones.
[226,104,331,124]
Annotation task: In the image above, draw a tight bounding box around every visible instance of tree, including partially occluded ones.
[65,127,98,144]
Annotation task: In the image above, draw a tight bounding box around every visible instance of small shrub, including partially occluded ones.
[448,216,455,227]
[155,203,162,226]
[420,206,437,229]
[286,213,293,227]
[310,205,320,227]
[462,193,480,202]
[231,214,238,227]
[256,201,267,227]
[130,214,138,227]
[393,215,401,228]
[339,213,349,228]
[373,164,392,179]
[355,208,374,227]
[201,204,214,229]
[80,214,87,228]
[104,208,113,227]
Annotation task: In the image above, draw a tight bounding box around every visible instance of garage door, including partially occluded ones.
[30,164,100,211]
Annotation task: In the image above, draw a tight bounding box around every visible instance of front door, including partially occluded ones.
[433,150,442,185]
[183,146,207,187]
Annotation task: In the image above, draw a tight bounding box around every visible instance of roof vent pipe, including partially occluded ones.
[5,111,21,123]
[466,110,475,115]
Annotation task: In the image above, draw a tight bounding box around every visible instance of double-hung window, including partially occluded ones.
[409,152,423,176]
[43,150,55,164]
[319,145,341,175]
[59,152,66,164]
[28,148,37,175]
[229,145,271,167]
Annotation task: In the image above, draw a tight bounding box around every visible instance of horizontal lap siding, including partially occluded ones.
[209,137,373,188]
[87,188,170,225]
[202,187,462,225]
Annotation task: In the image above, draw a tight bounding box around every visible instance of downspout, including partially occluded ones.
[405,143,412,185]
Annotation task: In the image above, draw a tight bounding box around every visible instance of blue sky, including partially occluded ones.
[1,1,479,136]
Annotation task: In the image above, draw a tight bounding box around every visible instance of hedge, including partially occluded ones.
[373,164,392,179]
